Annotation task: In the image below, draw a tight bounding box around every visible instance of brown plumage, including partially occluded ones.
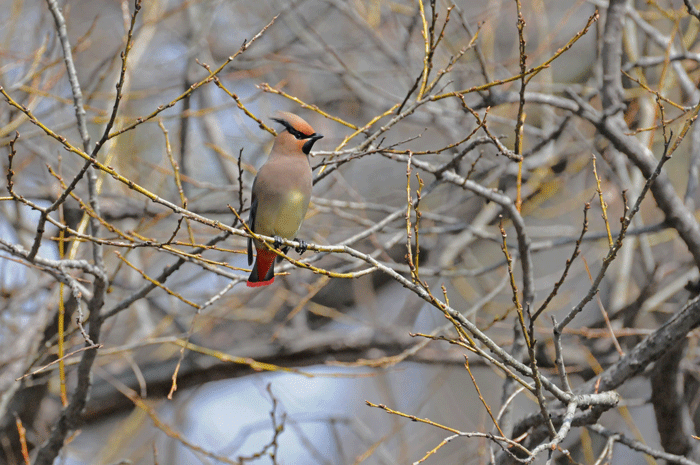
[246,112,323,287]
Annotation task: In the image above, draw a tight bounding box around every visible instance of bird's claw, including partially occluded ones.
[272,236,306,255]
[294,238,308,255]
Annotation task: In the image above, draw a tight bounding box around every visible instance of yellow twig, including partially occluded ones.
[366,401,462,434]
[115,252,201,309]
[14,416,30,465]
[432,11,598,101]
[258,83,358,130]
[58,226,68,406]
[464,355,506,437]
[621,70,685,111]
[332,103,401,153]
[214,79,277,135]
[171,339,315,377]
[107,15,279,139]
[591,155,613,249]
[417,0,430,99]
[158,120,194,244]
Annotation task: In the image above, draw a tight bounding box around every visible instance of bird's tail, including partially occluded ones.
[247,248,277,287]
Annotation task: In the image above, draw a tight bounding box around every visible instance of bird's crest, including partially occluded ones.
[272,111,316,139]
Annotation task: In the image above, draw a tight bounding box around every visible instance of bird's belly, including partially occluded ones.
[256,190,309,239]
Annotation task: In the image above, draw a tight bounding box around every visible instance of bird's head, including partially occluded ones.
[271,111,324,155]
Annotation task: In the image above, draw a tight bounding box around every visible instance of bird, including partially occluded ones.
[246,111,323,287]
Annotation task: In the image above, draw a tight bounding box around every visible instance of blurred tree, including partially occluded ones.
[2,0,700,463]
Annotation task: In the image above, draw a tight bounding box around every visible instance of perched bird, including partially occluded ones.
[247,112,323,287]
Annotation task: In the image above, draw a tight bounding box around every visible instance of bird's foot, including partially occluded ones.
[273,235,284,249]
[294,238,308,255]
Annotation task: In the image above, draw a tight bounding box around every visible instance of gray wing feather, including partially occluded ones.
[247,196,257,265]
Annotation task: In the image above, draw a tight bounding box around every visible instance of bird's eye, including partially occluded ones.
[289,128,306,140]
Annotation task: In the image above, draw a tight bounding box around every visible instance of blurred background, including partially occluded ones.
[2,0,700,463]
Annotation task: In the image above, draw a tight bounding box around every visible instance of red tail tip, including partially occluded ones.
[246,277,275,288]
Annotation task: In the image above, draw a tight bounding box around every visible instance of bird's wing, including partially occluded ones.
[247,194,258,266]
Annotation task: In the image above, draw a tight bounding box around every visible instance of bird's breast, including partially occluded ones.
[285,190,307,208]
